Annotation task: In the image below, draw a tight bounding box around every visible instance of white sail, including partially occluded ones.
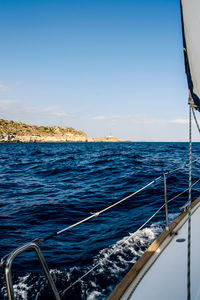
[181,0,200,110]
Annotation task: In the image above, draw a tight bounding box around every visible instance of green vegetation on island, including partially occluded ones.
[0,119,122,142]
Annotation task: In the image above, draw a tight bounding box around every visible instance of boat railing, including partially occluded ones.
[0,242,61,300]
[1,158,200,299]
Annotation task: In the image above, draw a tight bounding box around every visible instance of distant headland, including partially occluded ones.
[0,119,126,143]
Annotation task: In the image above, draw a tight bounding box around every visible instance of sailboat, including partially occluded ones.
[108,0,200,299]
[1,1,200,299]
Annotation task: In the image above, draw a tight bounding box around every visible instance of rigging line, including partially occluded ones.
[38,175,162,243]
[167,178,200,205]
[192,107,200,134]
[187,102,192,300]
[166,166,186,175]
[39,159,200,243]
[61,180,200,295]
[165,158,199,176]
[57,176,162,234]
[60,201,166,295]
[60,263,102,296]
[115,178,200,244]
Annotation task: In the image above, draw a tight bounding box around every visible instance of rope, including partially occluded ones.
[38,159,200,244]
[165,158,198,176]
[57,177,161,234]
[187,103,192,300]
[192,107,200,134]
[2,146,199,296]
[38,176,162,243]
[56,107,200,297]
[61,178,200,295]
[168,178,200,204]
[61,202,167,295]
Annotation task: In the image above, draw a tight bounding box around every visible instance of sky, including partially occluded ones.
[0,0,199,141]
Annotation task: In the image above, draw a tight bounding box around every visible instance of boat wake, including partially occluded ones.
[0,219,171,300]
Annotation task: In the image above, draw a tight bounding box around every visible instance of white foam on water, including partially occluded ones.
[169,212,179,223]
[81,222,164,299]
[87,291,102,300]
[1,274,31,300]
[0,221,165,300]
[93,222,163,273]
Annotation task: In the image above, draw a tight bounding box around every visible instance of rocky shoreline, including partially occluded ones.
[0,119,121,143]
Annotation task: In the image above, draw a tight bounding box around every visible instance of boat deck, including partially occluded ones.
[108,197,200,300]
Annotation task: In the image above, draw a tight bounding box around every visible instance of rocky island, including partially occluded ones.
[0,119,121,143]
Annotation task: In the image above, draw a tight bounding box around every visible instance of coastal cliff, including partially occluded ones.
[0,119,121,143]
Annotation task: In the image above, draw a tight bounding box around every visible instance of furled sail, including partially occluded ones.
[181,0,200,111]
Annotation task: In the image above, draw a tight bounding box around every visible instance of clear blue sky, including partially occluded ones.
[0,0,198,141]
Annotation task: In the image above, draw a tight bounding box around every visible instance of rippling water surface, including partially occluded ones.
[0,142,200,299]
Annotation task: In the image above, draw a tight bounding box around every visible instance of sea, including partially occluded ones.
[0,142,200,300]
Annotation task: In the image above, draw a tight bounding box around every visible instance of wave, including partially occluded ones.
[0,142,200,299]
[0,221,164,300]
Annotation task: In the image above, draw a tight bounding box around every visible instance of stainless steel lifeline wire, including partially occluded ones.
[61,177,200,295]
[36,159,199,244]
[37,175,163,243]
[1,155,200,298]
[192,106,200,134]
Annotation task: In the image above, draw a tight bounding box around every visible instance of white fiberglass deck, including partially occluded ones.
[125,203,200,300]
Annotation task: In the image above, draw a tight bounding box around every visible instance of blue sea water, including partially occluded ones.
[0,142,200,299]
